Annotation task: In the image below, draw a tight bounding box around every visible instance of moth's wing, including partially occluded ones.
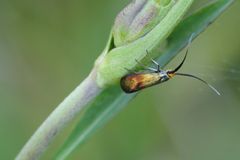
[120,73,160,93]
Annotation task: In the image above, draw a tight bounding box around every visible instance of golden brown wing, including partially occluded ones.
[120,73,161,93]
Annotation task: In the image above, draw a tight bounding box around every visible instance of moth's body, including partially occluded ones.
[120,44,220,95]
[120,71,172,93]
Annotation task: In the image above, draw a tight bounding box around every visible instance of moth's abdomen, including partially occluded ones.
[120,73,160,93]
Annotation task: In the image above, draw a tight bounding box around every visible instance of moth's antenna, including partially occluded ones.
[169,49,188,73]
[169,34,194,74]
[175,73,221,96]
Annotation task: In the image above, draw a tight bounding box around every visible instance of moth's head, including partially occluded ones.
[164,52,186,79]
[159,70,172,82]
[166,70,175,79]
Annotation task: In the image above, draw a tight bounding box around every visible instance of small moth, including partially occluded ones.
[120,49,220,95]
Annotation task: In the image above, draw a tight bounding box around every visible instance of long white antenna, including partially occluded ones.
[175,73,221,96]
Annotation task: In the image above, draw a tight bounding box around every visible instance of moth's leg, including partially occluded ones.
[146,50,162,71]
[150,58,161,71]
[135,59,158,72]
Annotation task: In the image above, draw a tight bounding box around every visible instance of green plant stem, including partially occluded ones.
[16,69,102,160]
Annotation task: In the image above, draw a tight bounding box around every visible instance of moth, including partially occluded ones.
[120,49,220,95]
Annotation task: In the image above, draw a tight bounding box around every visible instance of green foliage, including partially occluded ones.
[55,0,234,159]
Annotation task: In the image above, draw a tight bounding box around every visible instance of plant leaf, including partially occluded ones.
[97,0,194,87]
[55,0,234,159]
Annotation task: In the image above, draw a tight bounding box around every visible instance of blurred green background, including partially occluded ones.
[0,0,240,160]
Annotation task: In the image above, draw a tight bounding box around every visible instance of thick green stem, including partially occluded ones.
[16,69,102,160]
